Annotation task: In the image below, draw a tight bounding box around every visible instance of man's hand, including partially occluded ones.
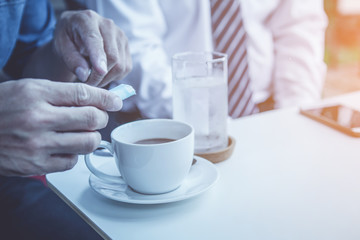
[53,10,132,87]
[0,79,123,176]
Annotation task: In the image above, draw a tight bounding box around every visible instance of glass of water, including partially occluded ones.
[172,52,228,154]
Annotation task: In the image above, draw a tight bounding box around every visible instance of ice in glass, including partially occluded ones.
[172,52,228,153]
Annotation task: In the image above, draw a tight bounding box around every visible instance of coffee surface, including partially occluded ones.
[134,138,175,144]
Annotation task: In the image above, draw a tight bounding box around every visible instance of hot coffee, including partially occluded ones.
[134,138,175,145]
[85,119,194,194]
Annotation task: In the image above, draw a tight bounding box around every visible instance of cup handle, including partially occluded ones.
[84,140,124,183]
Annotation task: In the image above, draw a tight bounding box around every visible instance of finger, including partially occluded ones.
[54,33,91,82]
[50,106,109,131]
[86,66,106,86]
[77,24,107,86]
[45,82,123,112]
[94,27,132,87]
[97,64,124,88]
[0,146,77,176]
[46,154,78,173]
[120,30,132,77]
[76,15,108,76]
[108,27,132,81]
[49,131,102,155]
[101,20,120,70]
[87,19,120,87]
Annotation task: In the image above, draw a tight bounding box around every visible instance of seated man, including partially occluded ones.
[0,0,131,238]
[69,0,327,117]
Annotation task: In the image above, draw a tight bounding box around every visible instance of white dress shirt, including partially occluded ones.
[80,0,328,118]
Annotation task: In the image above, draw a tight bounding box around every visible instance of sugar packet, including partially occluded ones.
[110,84,136,100]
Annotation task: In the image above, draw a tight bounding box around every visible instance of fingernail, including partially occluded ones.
[111,96,123,111]
[75,67,90,82]
[99,59,107,74]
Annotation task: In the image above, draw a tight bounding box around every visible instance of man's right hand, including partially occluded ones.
[0,79,123,177]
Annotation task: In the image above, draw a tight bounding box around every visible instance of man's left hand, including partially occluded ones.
[53,10,132,87]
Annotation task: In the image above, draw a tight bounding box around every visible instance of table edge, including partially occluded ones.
[47,180,111,240]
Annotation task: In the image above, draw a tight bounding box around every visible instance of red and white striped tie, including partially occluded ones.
[211,0,259,118]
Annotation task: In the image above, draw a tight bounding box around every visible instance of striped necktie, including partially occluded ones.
[210,0,259,118]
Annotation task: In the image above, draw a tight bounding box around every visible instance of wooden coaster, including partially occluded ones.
[195,136,236,163]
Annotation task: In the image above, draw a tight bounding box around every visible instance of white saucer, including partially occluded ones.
[88,156,219,204]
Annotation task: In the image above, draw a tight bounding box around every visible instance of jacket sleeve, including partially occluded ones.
[4,0,56,79]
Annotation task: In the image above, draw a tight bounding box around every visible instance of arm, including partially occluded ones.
[269,0,328,108]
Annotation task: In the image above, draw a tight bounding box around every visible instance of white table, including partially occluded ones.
[47,91,360,240]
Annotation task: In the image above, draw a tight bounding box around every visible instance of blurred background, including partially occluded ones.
[50,0,360,99]
[324,0,360,97]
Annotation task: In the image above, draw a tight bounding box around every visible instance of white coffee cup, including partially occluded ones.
[85,119,194,195]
